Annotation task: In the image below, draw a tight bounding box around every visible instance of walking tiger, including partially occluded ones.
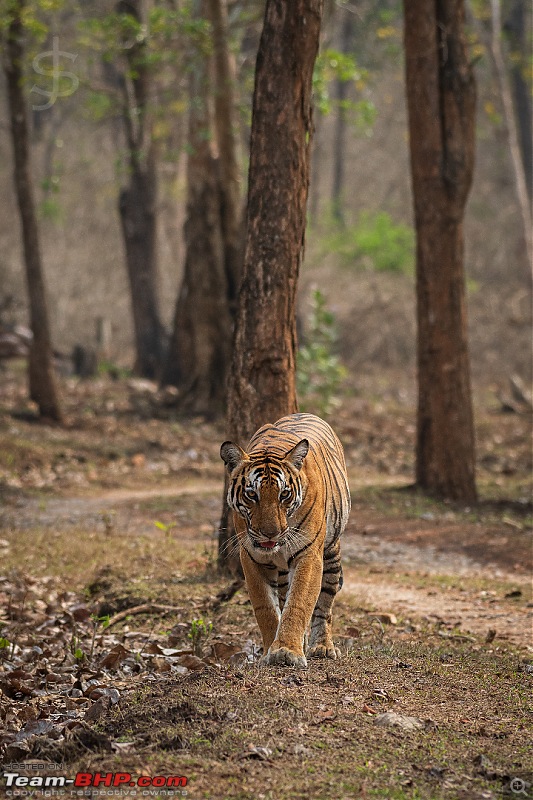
[220,413,351,668]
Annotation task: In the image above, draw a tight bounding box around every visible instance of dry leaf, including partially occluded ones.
[238,744,273,761]
[99,644,129,669]
[210,642,243,662]
[313,708,336,724]
[369,612,398,625]
[177,654,208,671]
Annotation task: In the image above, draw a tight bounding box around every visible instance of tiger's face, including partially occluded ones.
[220,439,309,553]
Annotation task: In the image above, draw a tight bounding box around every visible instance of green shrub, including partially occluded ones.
[297,289,347,418]
[319,211,415,274]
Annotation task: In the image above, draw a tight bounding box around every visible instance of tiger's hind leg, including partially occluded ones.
[307,540,343,660]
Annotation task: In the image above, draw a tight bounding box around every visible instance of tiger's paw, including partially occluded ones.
[262,647,308,669]
[307,643,341,660]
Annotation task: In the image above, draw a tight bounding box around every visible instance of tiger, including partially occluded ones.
[220,412,351,668]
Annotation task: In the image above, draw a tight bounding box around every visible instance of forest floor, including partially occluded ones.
[0,371,531,800]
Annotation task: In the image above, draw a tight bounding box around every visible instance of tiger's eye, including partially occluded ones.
[280,489,291,501]
[245,488,258,501]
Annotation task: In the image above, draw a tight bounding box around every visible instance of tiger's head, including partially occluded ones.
[220,439,309,552]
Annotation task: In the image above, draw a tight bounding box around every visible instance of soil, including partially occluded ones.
[0,373,531,799]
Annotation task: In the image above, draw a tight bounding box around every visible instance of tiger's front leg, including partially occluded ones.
[240,548,280,654]
[262,551,323,669]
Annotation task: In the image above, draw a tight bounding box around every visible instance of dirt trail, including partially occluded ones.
[2,484,531,648]
[0,480,221,529]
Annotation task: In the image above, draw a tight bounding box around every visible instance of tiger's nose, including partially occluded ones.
[258,518,284,539]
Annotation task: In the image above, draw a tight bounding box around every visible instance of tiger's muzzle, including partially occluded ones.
[249,528,288,550]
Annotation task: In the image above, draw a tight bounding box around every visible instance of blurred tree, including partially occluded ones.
[218,0,324,572]
[489,0,532,267]
[207,0,243,316]
[404,0,477,503]
[162,0,232,416]
[115,0,164,380]
[331,6,354,226]
[505,0,532,203]
[3,0,63,422]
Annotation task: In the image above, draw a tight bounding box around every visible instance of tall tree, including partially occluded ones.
[505,0,532,204]
[207,0,243,315]
[331,7,354,226]
[489,0,532,267]
[162,0,240,411]
[162,1,232,416]
[219,0,324,571]
[3,0,63,422]
[116,0,163,380]
[403,0,477,503]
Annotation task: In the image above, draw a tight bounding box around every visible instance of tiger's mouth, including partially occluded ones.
[248,529,287,551]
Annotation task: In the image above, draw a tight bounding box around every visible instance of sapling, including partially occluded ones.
[188,618,213,657]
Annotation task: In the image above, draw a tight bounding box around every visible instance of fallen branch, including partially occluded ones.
[107,604,184,628]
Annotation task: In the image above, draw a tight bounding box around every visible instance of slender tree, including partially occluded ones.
[403,0,477,503]
[207,0,243,314]
[3,0,63,422]
[489,0,532,267]
[116,0,163,380]
[505,0,532,203]
[219,0,324,571]
[162,0,232,416]
[331,7,354,226]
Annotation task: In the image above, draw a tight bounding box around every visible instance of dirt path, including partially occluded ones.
[343,569,531,646]
[3,483,530,649]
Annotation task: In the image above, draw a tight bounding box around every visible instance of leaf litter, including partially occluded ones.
[0,375,532,798]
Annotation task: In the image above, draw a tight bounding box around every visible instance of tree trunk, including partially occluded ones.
[403,0,477,503]
[505,0,532,203]
[117,0,163,380]
[119,150,162,380]
[206,0,243,315]
[331,8,354,226]
[489,0,532,268]
[162,38,232,417]
[219,0,324,571]
[4,0,63,422]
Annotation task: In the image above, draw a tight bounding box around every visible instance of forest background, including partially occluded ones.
[0,3,532,798]
[0,0,531,397]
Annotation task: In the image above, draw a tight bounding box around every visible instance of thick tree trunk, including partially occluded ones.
[117,0,163,379]
[219,0,324,571]
[4,1,63,422]
[404,0,477,503]
[162,49,232,416]
[207,0,243,314]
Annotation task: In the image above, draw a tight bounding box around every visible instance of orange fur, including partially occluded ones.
[221,413,350,668]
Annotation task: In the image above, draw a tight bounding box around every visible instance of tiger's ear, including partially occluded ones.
[284,439,309,471]
[220,441,247,473]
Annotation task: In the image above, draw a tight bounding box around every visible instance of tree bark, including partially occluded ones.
[489,0,532,268]
[4,0,63,422]
[505,0,532,203]
[206,0,243,314]
[162,33,232,417]
[331,8,354,226]
[403,0,477,503]
[117,0,163,380]
[219,0,324,571]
